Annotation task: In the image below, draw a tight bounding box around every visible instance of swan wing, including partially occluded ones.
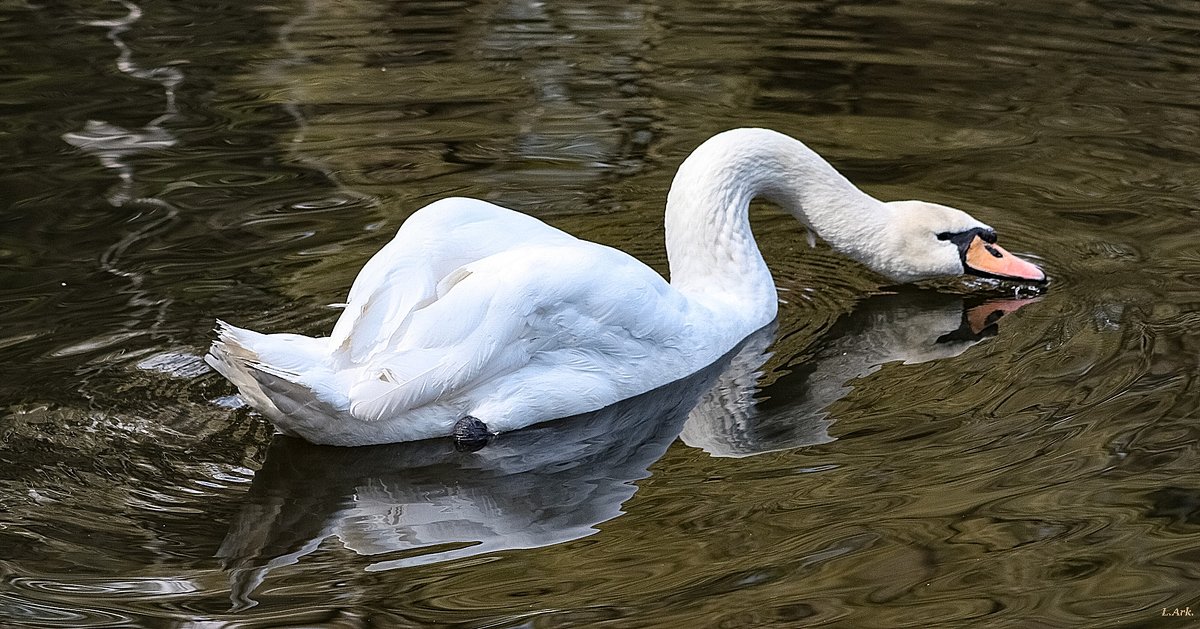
[345,241,692,422]
[328,197,578,364]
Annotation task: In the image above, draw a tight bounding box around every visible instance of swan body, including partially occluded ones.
[207,128,1044,446]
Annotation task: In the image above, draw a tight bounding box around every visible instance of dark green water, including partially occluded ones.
[3,0,1200,626]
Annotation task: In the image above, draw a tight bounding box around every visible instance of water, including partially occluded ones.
[2,0,1200,626]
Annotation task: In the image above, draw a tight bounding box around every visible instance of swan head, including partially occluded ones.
[879,201,1046,284]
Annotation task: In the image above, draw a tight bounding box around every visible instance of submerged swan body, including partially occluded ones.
[207,128,1045,447]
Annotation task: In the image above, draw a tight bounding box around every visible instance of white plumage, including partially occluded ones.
[207,128,1043,446]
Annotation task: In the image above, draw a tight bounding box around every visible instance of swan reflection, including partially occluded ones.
[682,290,1038,457]
[219,324,768,608]
[219,291,1035,606]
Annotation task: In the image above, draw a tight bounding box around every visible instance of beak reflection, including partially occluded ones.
[964,297,1040,336]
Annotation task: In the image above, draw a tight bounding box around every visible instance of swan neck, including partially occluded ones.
[664,129,888,325]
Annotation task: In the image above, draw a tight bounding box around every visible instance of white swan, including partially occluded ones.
[206,128,1045,448]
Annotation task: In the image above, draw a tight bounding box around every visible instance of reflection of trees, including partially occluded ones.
[242,0,664,200]
[62,0,181,208]
[59,0,196,403]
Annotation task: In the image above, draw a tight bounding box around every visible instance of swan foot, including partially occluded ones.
[452,415,494,452]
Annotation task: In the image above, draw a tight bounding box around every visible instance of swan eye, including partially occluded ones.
[937,228,997,248]
[937,230,975,248]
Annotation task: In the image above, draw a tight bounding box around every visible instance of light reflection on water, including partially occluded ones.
[2,0,1200,626]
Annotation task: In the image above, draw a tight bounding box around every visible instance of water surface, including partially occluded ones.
[3,0,1200,626]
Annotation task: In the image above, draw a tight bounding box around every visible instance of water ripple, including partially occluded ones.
[0,593,133,627]
[2,0,1200,625]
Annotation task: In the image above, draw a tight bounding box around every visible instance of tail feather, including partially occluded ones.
[206,320,345,436]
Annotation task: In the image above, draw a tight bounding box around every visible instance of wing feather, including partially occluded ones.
[328,198,576,364]
[345,241,690,422]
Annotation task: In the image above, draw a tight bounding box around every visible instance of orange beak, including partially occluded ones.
[964,236,1046,283]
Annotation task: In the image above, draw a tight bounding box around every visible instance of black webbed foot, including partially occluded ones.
[452,415,494,453]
